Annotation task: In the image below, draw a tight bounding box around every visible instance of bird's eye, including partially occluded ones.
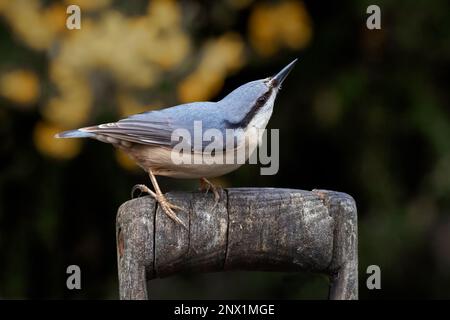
[258,93,270,104]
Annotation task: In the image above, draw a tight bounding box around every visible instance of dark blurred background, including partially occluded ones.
[0,0,449,299]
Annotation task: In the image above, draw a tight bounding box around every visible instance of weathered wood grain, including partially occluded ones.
[313,189,358,300]
[116,188,358,300]
[116,196,155,300]
[225,188,334,272]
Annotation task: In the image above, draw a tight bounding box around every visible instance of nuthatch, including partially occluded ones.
[56,59,297,228]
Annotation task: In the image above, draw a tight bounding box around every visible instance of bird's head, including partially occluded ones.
[220,58,298,129]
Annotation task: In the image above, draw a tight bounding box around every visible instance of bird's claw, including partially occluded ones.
[155,193,186,213]
[131,184,152,198]
[158,200,188,229]
[199,178,222,207]
[130,184,187,229]
[155,195,188,229]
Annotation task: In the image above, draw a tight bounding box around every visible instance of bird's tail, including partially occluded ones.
[54,129,95,139]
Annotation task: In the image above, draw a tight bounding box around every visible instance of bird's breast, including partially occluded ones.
[124,127,261,179]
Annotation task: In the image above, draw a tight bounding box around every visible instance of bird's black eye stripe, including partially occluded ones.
[254,90,272,110]
[257,96,267,104]
[224,89,273,129]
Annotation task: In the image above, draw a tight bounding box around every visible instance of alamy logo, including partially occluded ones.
[366,5,381,30]
[66,5,81,30]
[66,265,81,290]
[366,265,381,290]
[170,121,279,175]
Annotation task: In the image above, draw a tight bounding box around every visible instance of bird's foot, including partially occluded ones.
[131,184,152,198]
[199,178,222,207]
[131,184,188,230]
[155,193,188,229]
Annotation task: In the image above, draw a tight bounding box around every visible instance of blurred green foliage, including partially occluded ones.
[0,0,449,299]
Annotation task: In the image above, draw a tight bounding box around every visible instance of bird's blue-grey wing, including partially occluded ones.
[80,102,225,148]
[83,120,173,146]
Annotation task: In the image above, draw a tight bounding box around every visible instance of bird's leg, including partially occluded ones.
[132,170,187,229]
[149,170,188,229]
[199,177,222,205]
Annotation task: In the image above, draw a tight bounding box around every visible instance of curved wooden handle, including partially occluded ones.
[116,188,358,300]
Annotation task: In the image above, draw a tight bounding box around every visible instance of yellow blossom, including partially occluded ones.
[148,31,191,70]
[178,71,224,103]
[278,1,312,50]
[44,3,67,35]
[33,121,81,159]
[249,1,312,57]
[43,75,92,128]
[0,70,40,106]
[0,0,64,50]
[178,33,245,103]
[147,0,181,29]
[202,33,245,74]
[0,0,259,161]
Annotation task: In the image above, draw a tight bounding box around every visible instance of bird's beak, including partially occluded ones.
[271,58,298,87]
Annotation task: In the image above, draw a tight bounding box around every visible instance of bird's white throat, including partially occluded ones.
[246,89,277,132]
